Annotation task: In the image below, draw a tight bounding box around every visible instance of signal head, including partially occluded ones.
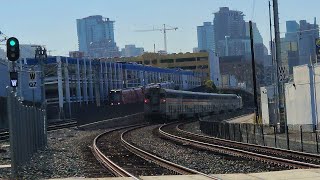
[6,37,20,61]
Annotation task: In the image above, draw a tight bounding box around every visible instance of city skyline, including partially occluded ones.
[0,0,319,56]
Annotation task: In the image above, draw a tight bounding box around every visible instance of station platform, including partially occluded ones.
[224,113,255,124]
[52,168,320,180]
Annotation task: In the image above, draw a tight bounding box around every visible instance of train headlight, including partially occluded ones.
[118,102,120,105]
[111,103,113,105]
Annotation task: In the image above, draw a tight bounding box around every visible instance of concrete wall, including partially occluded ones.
[314,64,320,126]
[209,50,221,87]
[285,65,316,126]
[260,86,276,125]
[260,87,270,124]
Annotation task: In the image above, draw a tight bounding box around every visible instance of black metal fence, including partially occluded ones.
[200,121,320,154]
[7,87,47,176]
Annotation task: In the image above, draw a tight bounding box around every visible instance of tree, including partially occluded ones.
[204,80,218,93]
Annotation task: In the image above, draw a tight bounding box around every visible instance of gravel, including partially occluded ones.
[126,125,284,174]
[0,128,112,179]
[98,128,174,177]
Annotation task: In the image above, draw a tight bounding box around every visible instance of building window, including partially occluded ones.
[197,65,208,69]
[152,59,157,64]
[176,58,196,63]
[199,57,208,61]
[160,59,174,63]
[144,60,150,65]
[181,66,196,70]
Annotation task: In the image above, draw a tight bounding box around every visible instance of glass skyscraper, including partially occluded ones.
[77,15,118,57]
[197,22,215,52]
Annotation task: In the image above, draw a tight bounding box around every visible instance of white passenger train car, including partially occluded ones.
[144,87,242,122]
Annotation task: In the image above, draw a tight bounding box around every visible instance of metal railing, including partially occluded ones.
[6,87,47,176]
[200,121,320,154]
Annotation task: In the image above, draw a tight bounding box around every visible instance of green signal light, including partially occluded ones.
[9,40,16,46]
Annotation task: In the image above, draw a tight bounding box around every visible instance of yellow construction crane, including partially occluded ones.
[135,24,178,53]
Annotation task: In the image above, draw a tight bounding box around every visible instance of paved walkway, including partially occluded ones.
[224,113,255,124]
[51,169,320,179]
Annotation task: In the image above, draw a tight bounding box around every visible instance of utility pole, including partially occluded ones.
[273,0,286,127]
[249,21,259,124]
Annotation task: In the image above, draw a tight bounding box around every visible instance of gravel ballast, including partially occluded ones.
[126,125,285,174]
[0,128,112,179]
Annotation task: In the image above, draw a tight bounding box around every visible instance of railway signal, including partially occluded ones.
[6,37,20,61]
[9,71,18,87]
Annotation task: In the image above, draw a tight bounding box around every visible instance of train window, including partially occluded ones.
[160,93,166,98]
[167,93,177,98]
[184,94,193,99]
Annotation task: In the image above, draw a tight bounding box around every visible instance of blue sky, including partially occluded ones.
[0,0,319,55]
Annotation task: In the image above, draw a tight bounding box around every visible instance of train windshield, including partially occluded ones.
[110,91,121,102]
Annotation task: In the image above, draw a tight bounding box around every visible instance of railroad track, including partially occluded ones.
[176,123,320,165]
[159,122,320,169]
[0,121,78,141]
[92,124,219,179]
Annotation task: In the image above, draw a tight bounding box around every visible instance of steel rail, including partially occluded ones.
[177,123,320,163]
[159,123,320,169]
[92,126,141,179]
[121,125,220,180]
[0,121,78,141]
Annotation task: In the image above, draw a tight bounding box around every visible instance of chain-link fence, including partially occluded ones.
[7,87,47,176]
[200,121,320,154]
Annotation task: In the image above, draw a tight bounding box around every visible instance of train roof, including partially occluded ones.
[159,88,238,98]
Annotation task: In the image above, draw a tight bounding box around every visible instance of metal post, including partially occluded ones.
[246,124,249,143]
[227,123,230,140]
[233,123,236,141]
[261,125,265,146]
[316,125,319,153]
[16,98,22,164]
[7,88,17,177]
[274,125,277,148]
[239,124,242,142]
[300,125,304,152]
[253,123,256,144]
[286,125,290,150]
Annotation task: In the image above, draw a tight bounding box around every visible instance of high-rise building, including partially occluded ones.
[245,22,263,44]
[285,20,299,42]
[216,38,251,57]
[197,22,215,52]
[298,19,319,65]
[280,38,299,76]
[77,15,119,58]
[213,7,246,46]
[121,45,144,57]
